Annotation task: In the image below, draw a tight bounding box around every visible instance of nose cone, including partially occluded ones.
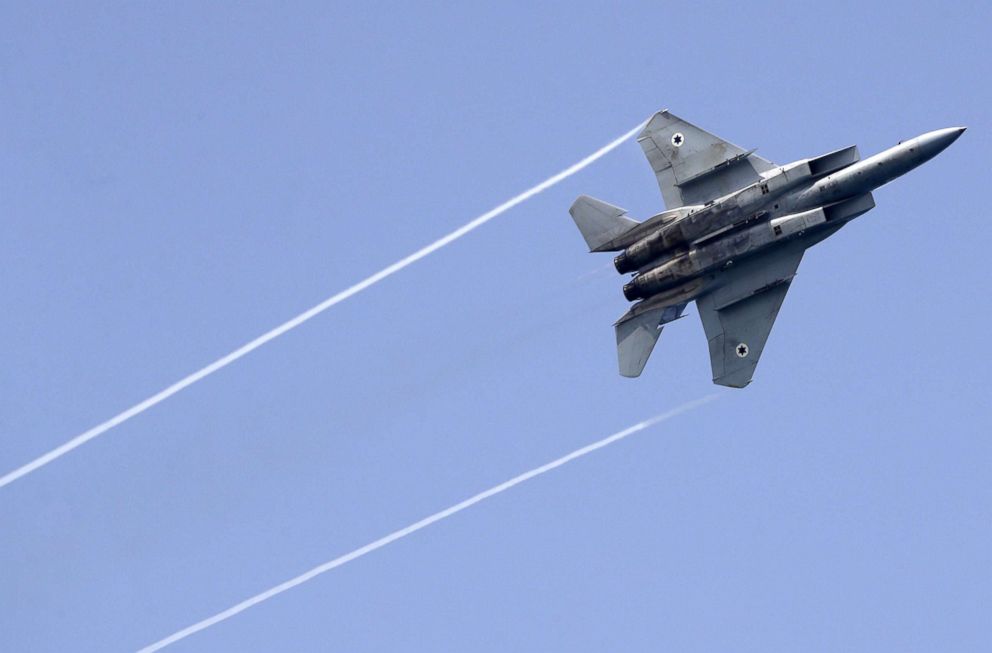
[938,126,967,146]
[915,126,966,159]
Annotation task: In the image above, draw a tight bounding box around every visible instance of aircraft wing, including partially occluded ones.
[695,244,805,388]
[637,110,776,209]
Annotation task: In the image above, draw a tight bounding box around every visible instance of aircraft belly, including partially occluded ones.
[574,109,964,385]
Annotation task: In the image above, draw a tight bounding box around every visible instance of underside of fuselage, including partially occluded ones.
[568,110,964,387]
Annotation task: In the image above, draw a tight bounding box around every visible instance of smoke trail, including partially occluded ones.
[136,395,717,652]
[0,120,646,491]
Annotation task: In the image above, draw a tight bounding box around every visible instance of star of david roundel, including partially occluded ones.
[735,343,750,358]
[671,132,685,147]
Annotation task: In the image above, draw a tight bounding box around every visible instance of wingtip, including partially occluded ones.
[638,108,671,135]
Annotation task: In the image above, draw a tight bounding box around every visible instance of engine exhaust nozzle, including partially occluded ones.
[623,280,643,302]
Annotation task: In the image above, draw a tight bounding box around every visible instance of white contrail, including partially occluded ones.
[136,395,717,652]
[0,120,646,491]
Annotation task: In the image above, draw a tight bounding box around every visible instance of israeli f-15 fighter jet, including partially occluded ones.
[570,110,964,387]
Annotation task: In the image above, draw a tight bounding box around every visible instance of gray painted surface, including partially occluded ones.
[569,195,639,252]
[637,110,777,208]
[615,302,686,378]
[570,110,965,386]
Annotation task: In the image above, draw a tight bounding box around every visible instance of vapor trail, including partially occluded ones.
[136,395,717,652]
[0,120,645,491]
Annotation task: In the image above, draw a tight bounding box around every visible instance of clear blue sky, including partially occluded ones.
[2,2,989,651]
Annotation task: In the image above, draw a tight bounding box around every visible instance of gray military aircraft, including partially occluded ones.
[570,110,964,387]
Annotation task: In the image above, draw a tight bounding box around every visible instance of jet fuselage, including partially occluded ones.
[568,110,965,385]
[619,127,965,303]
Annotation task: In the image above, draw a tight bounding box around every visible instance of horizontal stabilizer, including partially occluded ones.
[569,195,639,252]
[615,303,685,377]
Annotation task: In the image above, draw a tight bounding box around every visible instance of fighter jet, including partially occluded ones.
[570,110,964,387]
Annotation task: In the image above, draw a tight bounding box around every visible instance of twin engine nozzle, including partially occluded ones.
[616,229,685,300]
